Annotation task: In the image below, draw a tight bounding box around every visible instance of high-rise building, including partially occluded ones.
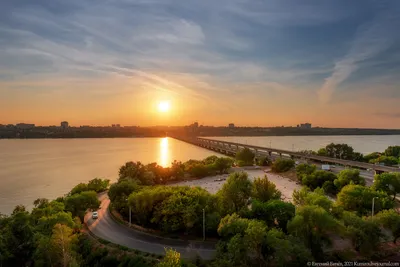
[229,123,235,128]
[61,121,69,129]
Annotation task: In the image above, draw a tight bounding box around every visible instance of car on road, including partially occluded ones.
[92,211,99,219]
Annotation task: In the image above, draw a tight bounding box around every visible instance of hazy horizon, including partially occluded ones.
[2,0,400,128]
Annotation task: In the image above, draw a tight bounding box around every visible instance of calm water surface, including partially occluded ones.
[0,138,219,214]
[1,135,399,214]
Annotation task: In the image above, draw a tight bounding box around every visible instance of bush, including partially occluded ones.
[271,158,295,173]
[295,164,317,179]
[301,170,337,191]
[256,156,271,166]
[189,164,211,178]
[235,148,255,166]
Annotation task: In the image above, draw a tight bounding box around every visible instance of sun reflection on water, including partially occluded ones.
[159,137,170,167]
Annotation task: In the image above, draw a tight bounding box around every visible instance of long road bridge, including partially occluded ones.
[173,136,400,174]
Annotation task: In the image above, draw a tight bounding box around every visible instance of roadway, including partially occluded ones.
[84,194,216,260]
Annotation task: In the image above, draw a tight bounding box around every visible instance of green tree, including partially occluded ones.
[213,157,233,174]
[324,143,355,160]
[287,205,339,260]
[0,207,35,266]
[251,200,295,232]
[271,159,295,173]
[301,170,337,192]
[64,191,100,221]
[295,163,317,179]
[108,179,140,216]
[203,155,219,165]
[49,224,80,267]
[292,187,333,211]
[370,156,399,166]
[363,152,381,162]
[256,156,272,166]
[385,146,400,157]
[251,176,281,202]
[119,161,148,184]
[334,169,365,191]
[337,184,393,216]
[342,211,382,255]
[87,178,110,192]
[188,164,211,178]
[217,172,252,215]
[372,172,400,200]
[157,248,181,267]
[375,209,400,244]
[235,148,255,166]
[69,183,88,196]
[317,148,327,156]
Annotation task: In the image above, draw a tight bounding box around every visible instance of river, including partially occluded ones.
[0,137,218,214]
[1,135,399,214]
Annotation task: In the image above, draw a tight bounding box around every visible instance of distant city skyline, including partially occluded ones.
[2,1,400,128]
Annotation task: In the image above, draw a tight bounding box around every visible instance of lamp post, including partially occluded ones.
[372,197,379,217]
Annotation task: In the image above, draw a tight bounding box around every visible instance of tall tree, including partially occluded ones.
[337,184,393,215]
[287,205,339,260]
[334,169,365,191]
[217,172,252,215]
[375,209,400,244]
[251,176,281,202]
[372,173,400,200]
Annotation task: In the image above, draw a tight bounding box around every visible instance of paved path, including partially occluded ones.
[84,194,216,260]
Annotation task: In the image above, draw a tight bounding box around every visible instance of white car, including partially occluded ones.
[92,211,99,219]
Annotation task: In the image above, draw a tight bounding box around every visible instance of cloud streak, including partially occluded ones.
[317,2,400,104]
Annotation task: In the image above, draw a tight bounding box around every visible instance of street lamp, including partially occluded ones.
[372,197,379,217]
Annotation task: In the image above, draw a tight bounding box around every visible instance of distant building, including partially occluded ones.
[60,121,69,129]
[112,124,121,128]
[299,123,312,129]
[16,123,35,129]
[228,123,235,128]
[193,122,199,128]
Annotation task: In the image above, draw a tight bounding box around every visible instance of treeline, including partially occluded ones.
[0,178,110,266]
[301,144,400,166]
[110,156,400,266]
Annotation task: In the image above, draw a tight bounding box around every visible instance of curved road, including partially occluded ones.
[84,194,216,260]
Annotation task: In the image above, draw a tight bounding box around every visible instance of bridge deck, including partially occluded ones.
[172,136,400,173]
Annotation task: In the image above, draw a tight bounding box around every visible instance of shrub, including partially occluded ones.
[271,158,295,173]
[235,148,255,166]
[301,170,337,191]
[256,156,271,166]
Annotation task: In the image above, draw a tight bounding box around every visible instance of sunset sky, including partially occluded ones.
[1,0,400,128]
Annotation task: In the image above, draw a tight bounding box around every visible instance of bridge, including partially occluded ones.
[173,136,400,174]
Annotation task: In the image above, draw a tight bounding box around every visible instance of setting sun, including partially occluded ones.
[158,101,170,113]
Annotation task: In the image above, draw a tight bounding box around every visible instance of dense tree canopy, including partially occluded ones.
[384,146,400,157]
[372,172,400,200]
[271,158,295,173]
[217,172,252,215]
[301,170,337,192]
[334,169,365,191]
[251,175,282,202]
[337,184,393,216]
[287,205,339,260]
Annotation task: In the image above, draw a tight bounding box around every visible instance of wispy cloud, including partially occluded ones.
[317,2,400,104]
